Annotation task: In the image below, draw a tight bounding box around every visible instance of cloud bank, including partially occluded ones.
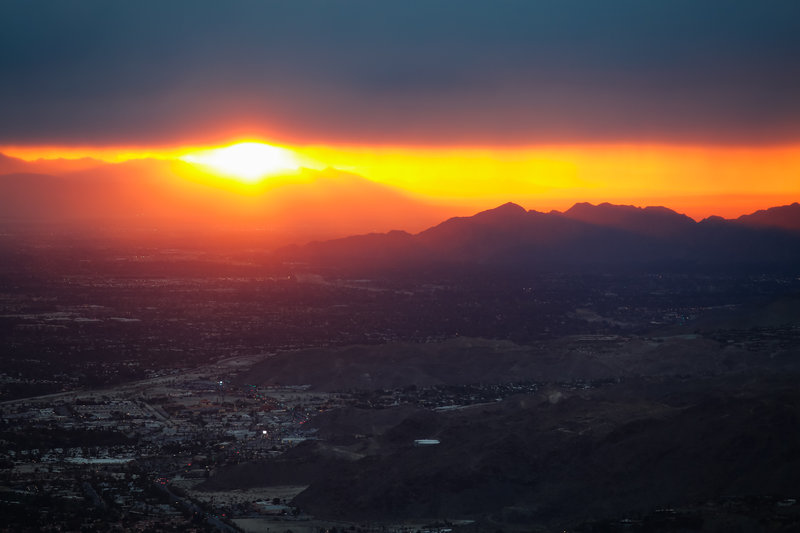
[2,0,800,145]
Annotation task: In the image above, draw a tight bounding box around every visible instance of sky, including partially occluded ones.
[2,0,800,218]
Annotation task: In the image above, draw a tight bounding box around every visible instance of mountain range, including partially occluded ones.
[285,201,800,269]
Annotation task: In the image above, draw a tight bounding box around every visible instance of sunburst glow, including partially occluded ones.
[180,142,301,183]
[3,141,800,220]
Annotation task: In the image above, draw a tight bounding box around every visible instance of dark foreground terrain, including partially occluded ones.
[200,337,800,532]
[297,376,799,530]
[1,204,799,531]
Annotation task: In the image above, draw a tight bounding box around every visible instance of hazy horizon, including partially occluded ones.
[1,149,798,235]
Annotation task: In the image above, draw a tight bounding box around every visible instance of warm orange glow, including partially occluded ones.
[0,144,188,163]
[292,143,800,200]
[179,142,302,183]
[2,140,799,220]
[289,143,800,218]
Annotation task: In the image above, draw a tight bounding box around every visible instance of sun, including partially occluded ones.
[179,142,301,183]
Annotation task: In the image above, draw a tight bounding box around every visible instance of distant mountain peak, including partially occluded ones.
[463,202,528,223]
[699,215,727,225]
[0,152,29,174]
[565,201,596,212]
[562,201,694,236]
[642,205,679,214]
[736,202,800,231]
[565,202,681,216]
[480,202,527,215]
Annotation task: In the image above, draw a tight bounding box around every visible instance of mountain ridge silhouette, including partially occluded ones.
[286,201,800,268]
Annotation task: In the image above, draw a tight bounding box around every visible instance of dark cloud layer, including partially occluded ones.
[2,0,800,145]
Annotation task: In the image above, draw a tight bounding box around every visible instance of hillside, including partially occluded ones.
[291,377,800,527]
[236,332,800,393]
[202,375,800,530]
[736,202,800,231]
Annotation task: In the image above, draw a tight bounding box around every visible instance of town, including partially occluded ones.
[0,347,549,532]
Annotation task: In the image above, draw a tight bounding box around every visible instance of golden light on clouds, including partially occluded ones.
[291,143,800,215]
[2,140,799,220]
